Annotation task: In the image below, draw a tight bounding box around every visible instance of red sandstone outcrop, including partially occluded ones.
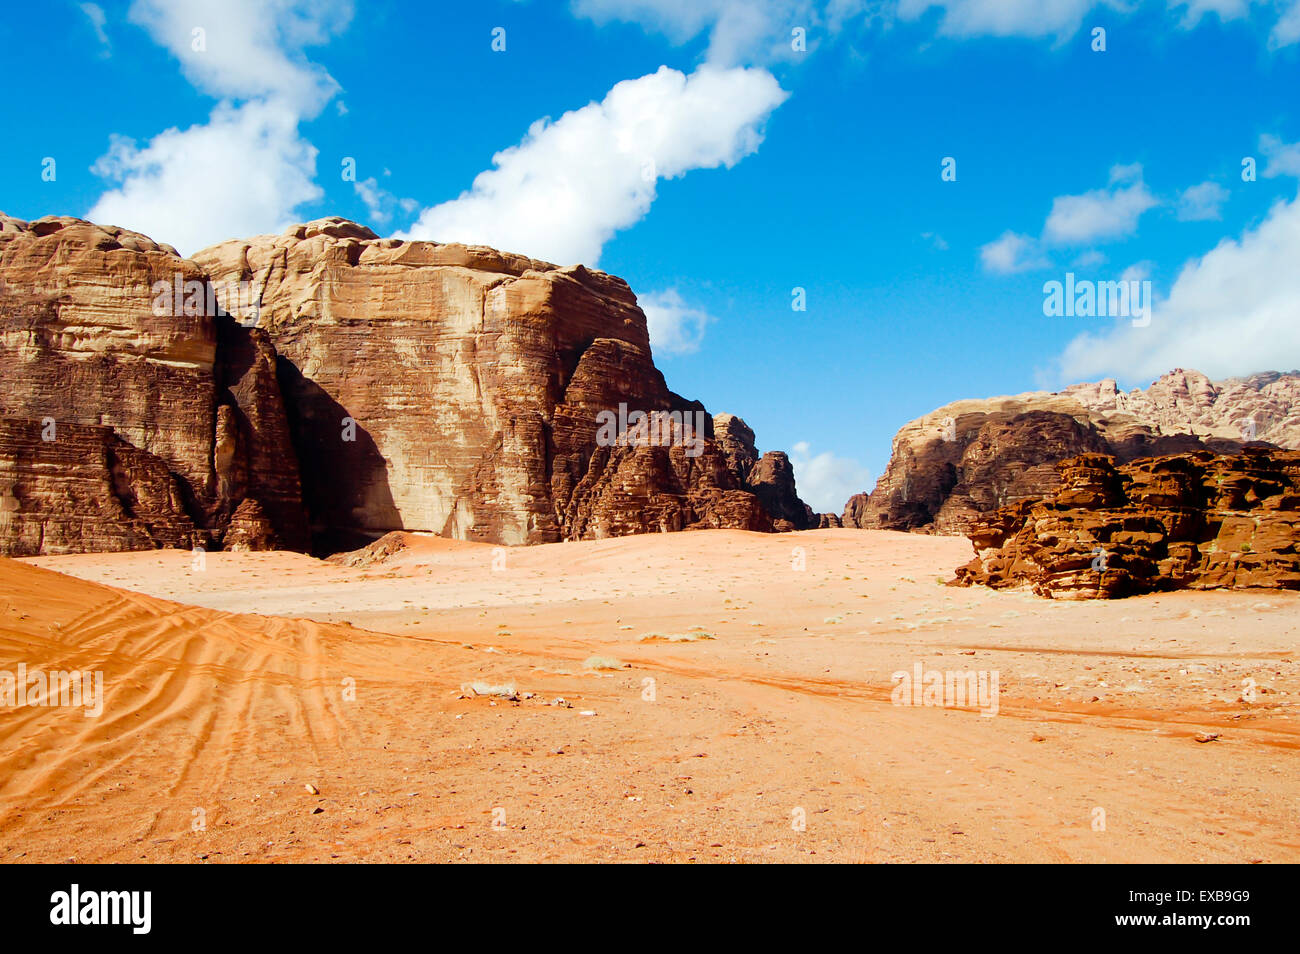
[0,417,202,556]
[194,217,810,548]
[0,213,810,555]
[0,214,309,555]
[746,450,817,530]
[954,447,1300,598]
[842,370,1297,533]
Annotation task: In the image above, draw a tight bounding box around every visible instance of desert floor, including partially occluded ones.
[2,528,1296,863]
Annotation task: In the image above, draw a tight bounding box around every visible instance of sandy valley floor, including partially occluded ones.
[1,528,1296,863]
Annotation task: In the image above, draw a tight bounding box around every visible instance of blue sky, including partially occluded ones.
[4,0,1300,511]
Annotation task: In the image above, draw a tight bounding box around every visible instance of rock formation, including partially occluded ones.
[0,214,308,556]
[193,217,811,549]
[954,447,1300,598]
[843,370,1299,534]
[1,213,811,555]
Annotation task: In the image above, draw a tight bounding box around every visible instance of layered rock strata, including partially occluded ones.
[195,218,810,549]
[0,214,308,555]
[1,213,811,554]
[954,448,1300,598]
[843,370,1298,534]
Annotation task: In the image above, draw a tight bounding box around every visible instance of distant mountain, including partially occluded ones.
[843,369,1300,534]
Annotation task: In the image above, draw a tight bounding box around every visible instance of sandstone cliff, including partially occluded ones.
[193,217,810,549]
[954,448,1300,598]
[1,213,810,555]
[0,214,308,555]
[843,370,1299,534]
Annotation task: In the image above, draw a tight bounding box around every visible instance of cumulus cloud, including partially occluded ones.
[1175,180,1229,221]
[898,0,1107,39]
[1273,0,1300,48]
[1058,190,1300,383]
[789,441,872,514]
[1043,163,1159,244]
[80,3,110,53]
[1171,0,1300,47]
[575,0,1300,56]
[1261,133,1300,178]
[88,1,351,254]
[639,289,714,355]
[88,100,323,255]
[353,176,417,227]
[894,0,1300,47]
[1168,0,1252,27]
[400,65,788,265]
[980,231,1048,273]
[569,0,881,65]
[981,164,1160,274]
[126,0,351,113]
[573,0,798,64]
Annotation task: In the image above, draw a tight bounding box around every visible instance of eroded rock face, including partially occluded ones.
[194,218,811,548]
[0,416,202,556]
[746,451,816,531]
[0,214,308,555]
[1063,369,1300,447]
[954,448,1300,598]
[1,213,810,554]
[843,370,1299,533]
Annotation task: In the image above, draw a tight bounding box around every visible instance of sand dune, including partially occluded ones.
[5,529,1298,862]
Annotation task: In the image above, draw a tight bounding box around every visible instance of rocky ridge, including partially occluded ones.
[843,370,1299,534]
[954,447,1300,598]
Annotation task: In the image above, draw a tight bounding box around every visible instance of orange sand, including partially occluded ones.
[2,528,1296,862]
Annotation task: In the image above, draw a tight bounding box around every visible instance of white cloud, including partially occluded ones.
[1175,180,1229,221]
[353,177,416,226]
[1170,0,1300,47]
[88,100,323,256]
[898,0,1105,39]
[80,3,110,53]
[1058,190,1300,382]
[789,441,872,513]
[575,0,1300,56]
[126,0,351,113]
[400,65,788,265]
[980,231,1048,273]
[569,0,873,65]
[1120,260,1153,284]
[639,289,714,355]
[1261,133,1300,178]
[1273,0,1300,47]
[89,1,352,254]
[1168,0,1252,26]
[981,164,1159,274]
[1043,163,1159,244]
